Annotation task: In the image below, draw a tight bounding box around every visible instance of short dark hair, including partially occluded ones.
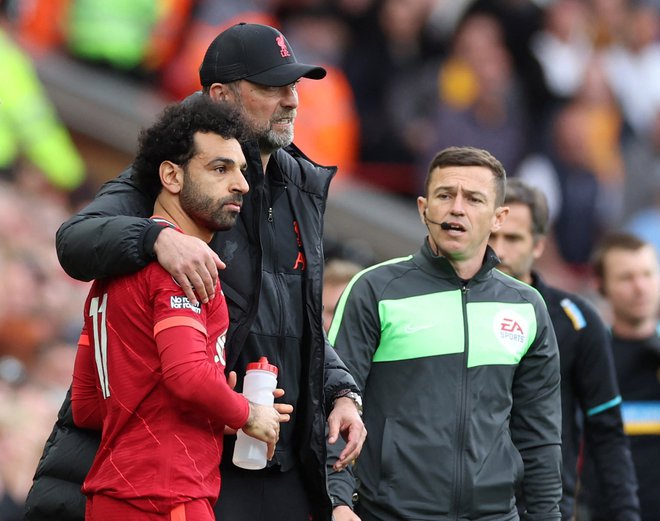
[504,179,549,238]
[425,146,507,206]
[591,232,650,281]
[132,95,248,196]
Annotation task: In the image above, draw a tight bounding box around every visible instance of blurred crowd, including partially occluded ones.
[0,171,89,518]
[1,0,660,518]
[2,0,659,265]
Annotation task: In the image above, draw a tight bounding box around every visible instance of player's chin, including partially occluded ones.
[213,213,240,231]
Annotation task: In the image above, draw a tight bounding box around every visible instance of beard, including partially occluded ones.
[179,168,242,232]
[232,92,296,153]
[256,117,295,153]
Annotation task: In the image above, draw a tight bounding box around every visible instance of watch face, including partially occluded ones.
[334,391,363,415]
[351,393,362,406]
[346,392,363,414]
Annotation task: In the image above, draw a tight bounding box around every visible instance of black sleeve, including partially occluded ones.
[56,168,162,281]
[323,336,360,413]
[583,408,640,521]
[574,302,641,520]
[326,271,381,507]
[512,300,562,520]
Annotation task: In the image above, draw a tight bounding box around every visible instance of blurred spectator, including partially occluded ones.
[589,0,633,49]
[0,384,36,521]
[2,0,70,52]
[426,0,473,47]
[280,7,360,177]
[0,179,88,366]
[322,258,363,333]
[517,54,624,270]
[0,26,85,192]
[341,0,440,172]
[27,341,76,407]
[467,0,551,133]
[625,205,660,259]
[4,0,195,80]
[419,10,529,191]
[0,341,74,521]
[572,56,625,194]
[621,110,660,226]
[530,0,593,101]
[601,1,660,138]
[0,169,88,518]
[63,0,195,77]
[583,232,660,521]
[542,102,604,268]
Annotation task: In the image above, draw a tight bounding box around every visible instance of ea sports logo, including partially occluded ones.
[493,310,528,354]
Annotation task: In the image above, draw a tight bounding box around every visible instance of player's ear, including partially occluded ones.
[160,161,183,194]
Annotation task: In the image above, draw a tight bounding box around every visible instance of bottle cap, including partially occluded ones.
[246,356,278,376]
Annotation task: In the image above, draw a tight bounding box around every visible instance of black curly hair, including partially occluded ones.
[132,95,249,196]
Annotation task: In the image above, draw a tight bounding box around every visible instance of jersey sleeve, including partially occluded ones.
[71,326,103,429]
[155,326,249,429]
[150,268,249,430]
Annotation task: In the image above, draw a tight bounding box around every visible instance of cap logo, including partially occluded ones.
[276,35,291,58]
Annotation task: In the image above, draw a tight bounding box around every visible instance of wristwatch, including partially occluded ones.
[333,390,363,416]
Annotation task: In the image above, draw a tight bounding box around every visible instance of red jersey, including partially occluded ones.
[71,254,249,514]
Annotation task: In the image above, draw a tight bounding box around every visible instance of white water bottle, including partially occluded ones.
[232,357,278,470]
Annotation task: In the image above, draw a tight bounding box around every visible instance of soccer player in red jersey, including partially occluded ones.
[71,96,290,521]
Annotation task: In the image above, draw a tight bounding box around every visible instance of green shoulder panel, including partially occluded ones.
[374,290,464,362]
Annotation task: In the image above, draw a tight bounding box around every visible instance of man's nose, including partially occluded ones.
[450,194,466,214]
[281,85,298,108]
[232,173,250,194]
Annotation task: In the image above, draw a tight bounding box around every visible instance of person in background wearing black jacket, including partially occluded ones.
[582,232,660,521]
[489,179,640,521]
[24,22,366,521]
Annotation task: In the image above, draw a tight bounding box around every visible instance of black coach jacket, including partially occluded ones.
[24,140,358,521]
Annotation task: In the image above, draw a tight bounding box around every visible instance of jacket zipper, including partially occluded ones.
[267,203,286,361]
[452,283,470,519]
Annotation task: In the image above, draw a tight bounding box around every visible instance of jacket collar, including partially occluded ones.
[530,271,548,293]
[415,238,500,284]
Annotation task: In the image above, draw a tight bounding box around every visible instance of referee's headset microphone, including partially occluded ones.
[423,210,451,230]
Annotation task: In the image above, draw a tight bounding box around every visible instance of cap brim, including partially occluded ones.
[247,63,327,87]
